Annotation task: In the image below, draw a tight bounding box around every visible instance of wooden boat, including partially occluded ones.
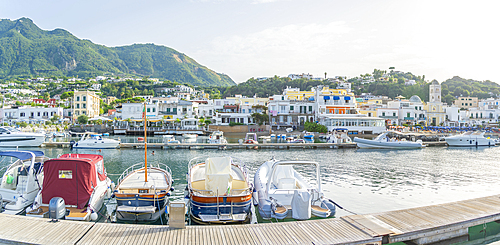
[0,151,49,214]
[26,154,113,221]
[187,156,252,224]
[114,102,173,222]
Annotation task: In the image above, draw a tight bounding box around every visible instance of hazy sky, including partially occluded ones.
[1,0,499,83]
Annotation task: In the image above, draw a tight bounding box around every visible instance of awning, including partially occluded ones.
[323,96,330,100]
[0,151,44,161]
[308,97,315,101]
[345,96,351,100]
[333,96,340,100]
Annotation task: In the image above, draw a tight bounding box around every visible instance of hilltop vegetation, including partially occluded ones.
[0,18,234,87]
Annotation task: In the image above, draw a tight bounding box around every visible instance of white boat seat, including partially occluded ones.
[278,178,296,189]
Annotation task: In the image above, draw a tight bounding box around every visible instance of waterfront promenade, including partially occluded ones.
[1,194,500,244]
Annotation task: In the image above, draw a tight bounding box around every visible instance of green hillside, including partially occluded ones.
[0,18,235,86]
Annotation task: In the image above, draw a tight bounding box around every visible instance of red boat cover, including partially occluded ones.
[42,154,107,209]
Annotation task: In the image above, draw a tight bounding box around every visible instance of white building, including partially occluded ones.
[91,83,102,90]
[288,73,313,80]
[2,106,63,124]
[320,114,386,134]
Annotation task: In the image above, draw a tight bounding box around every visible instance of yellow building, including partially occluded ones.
[73,90,101,119]
[283,87,349,100]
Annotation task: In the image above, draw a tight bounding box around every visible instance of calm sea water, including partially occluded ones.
[5,135,499,219]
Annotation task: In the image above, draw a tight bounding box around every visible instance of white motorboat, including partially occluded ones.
[326,128,352,144]
[0,127,45,147]
[70,132,120,149]
[26,153,113,221]
[254,158,336,221]
[183,134,198,143]
[354,132,425,149]
[162,135,180,144]
[445,131,497,147]
[187,156,252,224]
[0,151,49,214]
[208,131,228,144]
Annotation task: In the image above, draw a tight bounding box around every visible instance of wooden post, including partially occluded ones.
[144,101,148,182]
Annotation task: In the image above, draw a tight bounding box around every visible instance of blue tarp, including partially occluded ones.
[345,96,351,100]
[309,97,315,101]
[323,96,330,100]
[0,151,44,161]
[333,96,340,100]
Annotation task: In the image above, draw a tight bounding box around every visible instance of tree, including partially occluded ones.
[304,121,328,133]
[50,115,60,123]
[77,115,89,125]
[60,91,74,100]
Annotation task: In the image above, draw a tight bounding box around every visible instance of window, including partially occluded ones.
[290,106,294,111]
[147,108,150,113]
[83,104,86,108]
[76,104,80,109]
[152,108,156,112]
[83,96,86,101]
[51,112,54,116]
[20,112,25,117]
[407,113,410,117]
[37,112,41,116]
[393,113,396,116]
[173,108,177,113]
[31,112,34,117]
[308,106,312,112]
[382,112,386,116]
[242,109,245,113]
[167,108,170,112]
[76,96,80,101]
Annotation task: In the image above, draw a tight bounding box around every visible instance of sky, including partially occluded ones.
[1,0,499,84]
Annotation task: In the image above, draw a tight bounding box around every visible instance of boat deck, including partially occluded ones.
[2,194,500,244]
[117,170,170,191]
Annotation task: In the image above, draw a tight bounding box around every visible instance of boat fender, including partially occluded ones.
[106,188,111,199]
[166,193,171,196]
[90,211,98,221]
[170,187,175,191]
[69,140,76,149]
[6,174,13,184]
[252,189,258,206]
[322,199,336,217]
[110,182,116,192]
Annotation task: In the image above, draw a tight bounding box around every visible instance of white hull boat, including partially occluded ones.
[354,132,425,149]
[70,132,120,149]
[254,158,336,221]
[0,127,45,147]
[445,131,496,147]
[26,154,113,221]
[0,151,49,214]
[162,135,180,144]
[208,131,228,144]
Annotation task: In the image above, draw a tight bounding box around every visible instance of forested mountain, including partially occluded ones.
[0,18,235,86]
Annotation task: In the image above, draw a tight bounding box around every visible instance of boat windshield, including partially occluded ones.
[2,127,20,133]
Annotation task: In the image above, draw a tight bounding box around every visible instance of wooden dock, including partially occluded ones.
[2,194,500,244]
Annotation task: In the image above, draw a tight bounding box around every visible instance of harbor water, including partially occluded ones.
[4,135,500,219]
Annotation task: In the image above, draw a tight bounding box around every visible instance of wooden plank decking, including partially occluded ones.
[2,194,500,244]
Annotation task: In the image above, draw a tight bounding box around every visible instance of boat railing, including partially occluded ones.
[191,186,252,197]
[117,162,172,186]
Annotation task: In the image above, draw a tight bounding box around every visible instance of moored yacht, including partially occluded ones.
[0,151,49,214]
[445,131,496,147]
[0,127,45,147]
[208,131,228,144]
[70,132,120,149]
[354,131,425,149]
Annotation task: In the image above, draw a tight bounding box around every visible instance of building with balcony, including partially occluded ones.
[1,106,63,124]
[73,90,100,119]
[454,97,478,109]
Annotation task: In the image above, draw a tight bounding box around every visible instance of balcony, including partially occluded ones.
[379,115,398,119]
[403,117,414,120]
[159,111,177,115]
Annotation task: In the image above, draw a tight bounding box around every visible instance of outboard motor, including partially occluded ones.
[69,140,76,149]
[49,197,66,221]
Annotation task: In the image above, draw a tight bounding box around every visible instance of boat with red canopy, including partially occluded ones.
[26,154,113,221]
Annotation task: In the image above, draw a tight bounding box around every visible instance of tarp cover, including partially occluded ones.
[205,157,232,195]
[291,189,311,220]
[42,154,106,209]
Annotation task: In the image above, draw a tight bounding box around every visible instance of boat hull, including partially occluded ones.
[115,193,169,222]
[354,137,424,149]
[189,194,252,224]
[445,137,496,147]
[0,135,45,147]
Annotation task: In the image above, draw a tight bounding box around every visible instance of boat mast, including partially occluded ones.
[144,101,148,182]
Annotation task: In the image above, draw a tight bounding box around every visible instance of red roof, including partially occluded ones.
[42,154,107,209]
